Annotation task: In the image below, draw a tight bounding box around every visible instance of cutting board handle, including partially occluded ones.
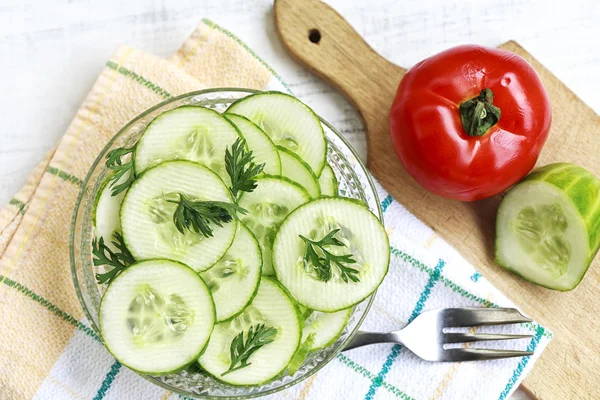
[274,0,406,124]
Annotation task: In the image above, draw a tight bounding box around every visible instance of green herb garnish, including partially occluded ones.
[299,229,359,283]
[168,192,247,237]
[225,138,265,198]
[105,146,136,196]
[93,232,135,284]
[222,324,278,376]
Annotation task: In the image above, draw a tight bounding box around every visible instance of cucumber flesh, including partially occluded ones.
[226,92,326,176]
[121,161,237,272]
[224,114,281,176]
[134,106,241,184]
[318,163,338,197]
[99,260,215,374]
[302,308,352,351]
[238,176,310,275]
[273,197,390,311]
[94,172,129,250]
[201,223,262,322]
[198,277,301,386]
[496,163,600,291]
[277,146,320,199]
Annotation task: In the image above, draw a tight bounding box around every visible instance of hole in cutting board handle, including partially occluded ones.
[308,29,321,44]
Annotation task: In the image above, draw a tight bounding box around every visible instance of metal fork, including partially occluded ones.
[343,308,534,361]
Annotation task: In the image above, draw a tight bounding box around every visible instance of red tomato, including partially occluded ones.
[389,45,552,201]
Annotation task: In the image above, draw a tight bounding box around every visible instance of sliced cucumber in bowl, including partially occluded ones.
[83,89,388,393]
[318,163,338,197]
[278,146,321,199]
[200,223,262,322]
[225,91,327,176]
[93,172,128,250]
[224,113,281,176]
[273,197,390,312]
[238,176,311,275]
[99,259,215,375]
[134,106,241,184]
[121,160,237,272]
[199,277,302,386]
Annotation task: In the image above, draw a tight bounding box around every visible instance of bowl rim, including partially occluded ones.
[69,87,383,399]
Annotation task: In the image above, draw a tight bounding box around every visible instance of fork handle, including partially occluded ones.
[343,331,402,352]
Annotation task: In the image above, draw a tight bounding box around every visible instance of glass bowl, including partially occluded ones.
[70,88,382,399]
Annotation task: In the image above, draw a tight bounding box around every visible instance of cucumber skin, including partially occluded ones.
[272,196,389,312]
[99,259,216,375]
[212,223,263,324]
[197,276,304,387]
[495,163,600,291]
[225,91,327,176]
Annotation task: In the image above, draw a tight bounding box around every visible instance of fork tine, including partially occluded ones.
[442,348,534,362]
[443,332,533,344]
[441,308,532,327]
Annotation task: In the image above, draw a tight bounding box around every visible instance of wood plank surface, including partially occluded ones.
[274,0,600,398]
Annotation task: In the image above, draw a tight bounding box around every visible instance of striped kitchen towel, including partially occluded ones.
[0,19,551,400]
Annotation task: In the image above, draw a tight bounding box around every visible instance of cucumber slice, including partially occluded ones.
[99,259,215,374]
[277,146,320,199]
[200,223,262,322]
[134,106,241,184]
[318,163,338,197]
[224,114,281,176]
[302,308,352,351]
[199,277,302,386]
[121,161,237,272]
[226,92,326,176]
[288,308,352,374]
[94,172,128,250]
[238,176,311,275]
[496,163,600,291]
[273,198,390,311]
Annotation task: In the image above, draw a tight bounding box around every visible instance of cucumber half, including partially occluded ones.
[496,163,600,291]
[201,223,262,322]
[224,114,281,176]
[198,277,302,386]
[238,176,311,275]
[134,106,241,184]
[277,146,321,199]
[225,92,326,176]
[99,259,215,374]
[273,198,390,311]
[121,161,237,272]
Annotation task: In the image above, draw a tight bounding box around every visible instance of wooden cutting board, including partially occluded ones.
[274,0,600,398]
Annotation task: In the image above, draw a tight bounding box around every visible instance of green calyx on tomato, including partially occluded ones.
[389,44,552,202]
[459,88,501,137]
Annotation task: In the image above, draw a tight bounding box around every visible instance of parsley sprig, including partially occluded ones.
[105,146,136,196]
[168,192,247,237]
[92,232,135,284]
[299,229,360,283]
[225,138,265,198]
[222,324,278,376]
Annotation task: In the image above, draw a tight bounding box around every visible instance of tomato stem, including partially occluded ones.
[459,88,501,136]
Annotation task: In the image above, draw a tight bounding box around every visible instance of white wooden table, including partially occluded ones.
[1,0,598,398]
